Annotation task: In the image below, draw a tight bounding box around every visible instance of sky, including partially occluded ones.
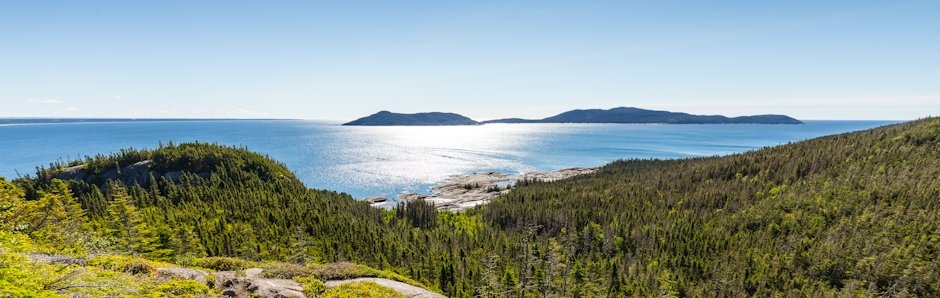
[1,1,938,121]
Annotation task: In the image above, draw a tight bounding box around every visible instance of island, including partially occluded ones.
[342,111,480,126]
[345,107,802,126]
[483,107,803,124]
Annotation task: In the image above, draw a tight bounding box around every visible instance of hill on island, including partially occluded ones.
[343,111,479,126]
[484,107,803,124]
[4,119,940,297]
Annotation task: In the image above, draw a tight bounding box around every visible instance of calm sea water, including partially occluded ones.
[0,120,895,198]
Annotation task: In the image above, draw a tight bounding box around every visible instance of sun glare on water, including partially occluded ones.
[327,124,543,196]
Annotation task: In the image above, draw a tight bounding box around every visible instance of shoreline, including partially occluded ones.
[363,167,597,212]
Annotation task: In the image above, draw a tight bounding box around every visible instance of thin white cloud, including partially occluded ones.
[647,94,940,108]
[26,99,63,104]
[632,93,940,120]
[224,108,270,118]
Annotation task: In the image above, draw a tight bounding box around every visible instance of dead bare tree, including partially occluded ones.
[477,254,504,297]
[517,224,542,297]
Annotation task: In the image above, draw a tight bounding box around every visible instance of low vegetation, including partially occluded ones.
[0,234,212,297]
[320,281,405,298]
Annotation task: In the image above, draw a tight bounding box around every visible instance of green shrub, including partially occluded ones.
[307,262,433,292]
[0,253,61,297]
[204,273,216,288]
[0,230,36,253]
[126,261,156,275]
[87,255,161,276]
[294,276,327,297]
[150,279,212,297]
[188,256,251,271]
[260,262,311,279]
[321,281,404,298]
[307,262,363,280]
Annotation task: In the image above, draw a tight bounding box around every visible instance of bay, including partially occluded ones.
[0,120,895,198]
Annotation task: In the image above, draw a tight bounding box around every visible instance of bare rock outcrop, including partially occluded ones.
[398,172,510,212]
[518,167,596,182]
[51,159,192,188]
[55,165,88,182]
[213,268,305,298]
[397,167,596,212]
[157,267,210,285]
[363,196,389,206]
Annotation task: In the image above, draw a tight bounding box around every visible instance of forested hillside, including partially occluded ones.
[483,117,940,296]
[2,118,939,297]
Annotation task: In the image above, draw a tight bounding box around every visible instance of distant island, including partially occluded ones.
[343,111,480,126]
[483,107,803,124]
[344,107,802,126]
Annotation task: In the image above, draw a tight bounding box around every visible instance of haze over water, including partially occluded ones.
[0,120,894,198]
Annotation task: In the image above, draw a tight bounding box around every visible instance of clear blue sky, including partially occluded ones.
[2,1,938,121]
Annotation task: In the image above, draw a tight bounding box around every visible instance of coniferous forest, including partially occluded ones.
[2,118,939,297]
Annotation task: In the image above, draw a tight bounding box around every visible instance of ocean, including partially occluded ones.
[0,120,896,198]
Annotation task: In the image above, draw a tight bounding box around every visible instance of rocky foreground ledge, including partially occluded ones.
[364,167,597,212]
[26,254,443,298]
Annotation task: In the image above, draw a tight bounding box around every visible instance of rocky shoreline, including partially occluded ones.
[364,167,597,212]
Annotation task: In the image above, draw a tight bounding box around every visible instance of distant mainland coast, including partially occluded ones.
[0,118,285,125]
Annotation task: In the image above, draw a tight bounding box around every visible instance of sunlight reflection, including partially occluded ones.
[328,124,542,196]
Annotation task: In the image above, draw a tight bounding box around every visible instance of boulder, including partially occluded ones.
[363,196,388,204]
[244,268,264,278]
[247,278,305,298]
[157,267,210,285]
[214,269,306,298]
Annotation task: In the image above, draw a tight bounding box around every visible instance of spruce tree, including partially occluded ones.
[104,181,157,256]
[0,178,25,232]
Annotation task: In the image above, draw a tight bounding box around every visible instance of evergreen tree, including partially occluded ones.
[0,178,25,232]
[104,181,158,256]
[37,179,86,244]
